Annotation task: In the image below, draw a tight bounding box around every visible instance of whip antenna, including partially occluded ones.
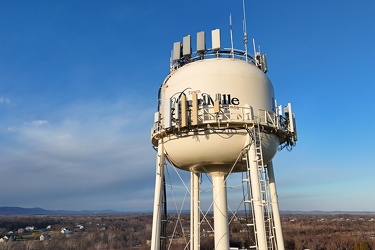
[230,14,234,58]
[242,0,248,61]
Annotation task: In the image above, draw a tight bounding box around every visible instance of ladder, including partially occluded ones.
[242,149,257,249]
[242,124,277,250]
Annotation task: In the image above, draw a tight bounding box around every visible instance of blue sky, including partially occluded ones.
[0,0,374,212]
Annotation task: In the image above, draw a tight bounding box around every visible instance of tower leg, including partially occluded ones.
[190,172,200,250]
[151,140,165,250]
[211,171,230,250]
[248,143,268,250]
[268,161,285,250]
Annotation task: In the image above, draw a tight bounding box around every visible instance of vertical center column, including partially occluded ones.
[210,171,229,250]
[191,172,200,250]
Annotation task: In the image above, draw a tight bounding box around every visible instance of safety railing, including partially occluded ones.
[170,48,256,72]
[151,105,280,139]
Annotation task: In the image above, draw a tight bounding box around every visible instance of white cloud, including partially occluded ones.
[0,97,10,104]
[7,127,15,132]
[30,120,49,127]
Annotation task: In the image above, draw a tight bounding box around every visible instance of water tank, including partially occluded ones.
[156,57,280,173]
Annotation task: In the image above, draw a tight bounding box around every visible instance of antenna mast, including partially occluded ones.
[230,14,234,58]
[242,0,248,62]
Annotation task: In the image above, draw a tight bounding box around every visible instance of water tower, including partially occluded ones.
[150,24,297,250]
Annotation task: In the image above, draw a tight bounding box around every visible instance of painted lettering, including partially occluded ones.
[231,97,239,105]
[200,93,240,106]
[182,91,240,107]
[188,90,201,95]
[202,93,214,106]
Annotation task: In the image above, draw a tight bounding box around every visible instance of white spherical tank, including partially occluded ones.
[157,58,280,173]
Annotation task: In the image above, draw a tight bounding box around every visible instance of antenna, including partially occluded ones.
[242,0,248,62]
[252,38,256,59]
[229,14,234,58]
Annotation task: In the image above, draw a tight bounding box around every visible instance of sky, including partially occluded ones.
[0,0,374,212]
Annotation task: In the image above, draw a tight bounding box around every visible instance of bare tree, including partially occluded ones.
[108,232,116,246]
[94,241,107,250]
[0,241,12,250]
[23,241,35,250]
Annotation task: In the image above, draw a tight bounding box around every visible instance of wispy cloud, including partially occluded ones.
[0,97,10,104]
[0,100,156,210]
[28,120,49,127]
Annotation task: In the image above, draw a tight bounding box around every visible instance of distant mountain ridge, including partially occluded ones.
[281,210,375,215]
[0,206,374,216]
[0,206,121,215]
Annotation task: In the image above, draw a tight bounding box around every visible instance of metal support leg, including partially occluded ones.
[268,161,285,250]
[151,141,165,250]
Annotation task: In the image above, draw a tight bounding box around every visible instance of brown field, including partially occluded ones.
[0,213,374,249]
